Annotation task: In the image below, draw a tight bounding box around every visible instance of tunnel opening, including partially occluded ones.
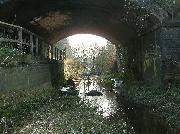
[54,34,125,118]
[54,34,121,80]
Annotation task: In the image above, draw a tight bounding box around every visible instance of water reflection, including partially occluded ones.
[77,77,136,133]
[77,77,117,117]
[77,76,172,134]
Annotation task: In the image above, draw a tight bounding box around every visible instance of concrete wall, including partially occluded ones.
[0,60,64,90]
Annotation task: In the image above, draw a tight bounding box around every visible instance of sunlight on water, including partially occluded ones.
[78,77,118,117]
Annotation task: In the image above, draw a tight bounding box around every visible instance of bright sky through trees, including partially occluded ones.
[67,34,107,48]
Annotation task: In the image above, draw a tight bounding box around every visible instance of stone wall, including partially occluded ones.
[139,29,161,83]
[160,21,180,85]
[126,21,180,86]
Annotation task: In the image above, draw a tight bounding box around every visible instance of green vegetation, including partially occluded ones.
[0,86,54,133]
[99,71,135,87]
[0,47,15,55]
[94,41,117,75]
[100,69,180,132]
[0,88,135,133]
[124,82,180,132]
[99,73,123,87]
[0,46,21,67]
[14,95,135,134]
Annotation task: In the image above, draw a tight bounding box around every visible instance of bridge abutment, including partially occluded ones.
[160,21,180,86]
[124,21,180,86]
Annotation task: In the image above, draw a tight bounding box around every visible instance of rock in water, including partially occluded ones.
[85,90,103,96]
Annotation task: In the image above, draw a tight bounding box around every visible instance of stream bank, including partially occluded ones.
[118,83,180,133]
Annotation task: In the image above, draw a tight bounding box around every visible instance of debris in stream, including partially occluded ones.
[59,86,79,96]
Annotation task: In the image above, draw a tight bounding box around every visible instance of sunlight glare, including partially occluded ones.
[67,34,107,48]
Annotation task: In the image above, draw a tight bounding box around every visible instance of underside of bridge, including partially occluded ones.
[0,0,178,43]
[0,0,180,85]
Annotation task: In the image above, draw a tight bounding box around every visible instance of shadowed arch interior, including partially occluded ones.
[0,0,174,44]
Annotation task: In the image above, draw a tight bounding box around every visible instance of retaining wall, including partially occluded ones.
[0,60,64,90]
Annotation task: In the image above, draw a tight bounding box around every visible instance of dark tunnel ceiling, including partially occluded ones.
[0,0,177,44]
